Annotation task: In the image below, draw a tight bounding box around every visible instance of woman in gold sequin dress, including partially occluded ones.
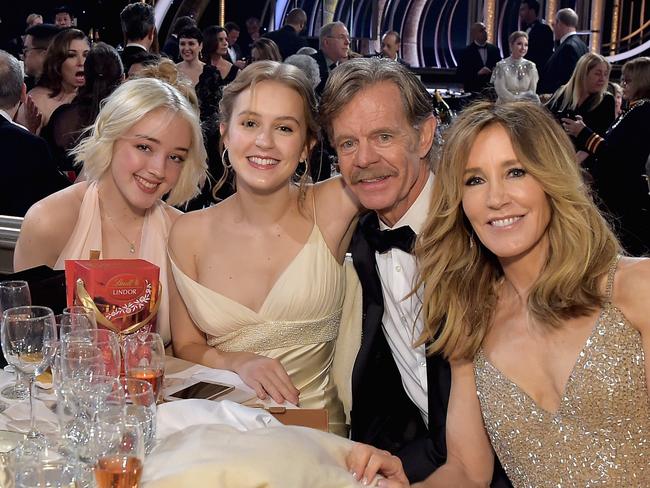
[346,102,650,486]
[169,62,360,435]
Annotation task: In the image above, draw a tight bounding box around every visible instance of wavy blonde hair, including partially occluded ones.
[72,76,207,206]
[415,101,620,360]
[548,53,610,112]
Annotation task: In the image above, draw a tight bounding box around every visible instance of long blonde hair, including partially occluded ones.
[548,53,610,112]
[415,101,620,360]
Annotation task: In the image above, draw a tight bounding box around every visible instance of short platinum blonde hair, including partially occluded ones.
[72,77,207,206]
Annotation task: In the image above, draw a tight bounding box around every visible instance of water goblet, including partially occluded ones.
[0,281,32,402]
[1,306,56,451]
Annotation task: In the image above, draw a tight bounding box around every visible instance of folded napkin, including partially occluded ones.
[155,399,281,440]
[144,400,374,487]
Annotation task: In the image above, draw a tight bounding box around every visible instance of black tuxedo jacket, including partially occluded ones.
[349,212,512,486]
[120,44,147,75]
[524,20,553,84]
[264,25,307,60]
[0,117,70,216]
[539,34,588,94]
[457,42,501,94]
[311,50,330,96]
[349,213,449,482]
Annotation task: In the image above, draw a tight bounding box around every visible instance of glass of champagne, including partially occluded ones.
[123,332,165,403]
[1,306,56,449]
[0,280,32,402]
[93,416,144,488]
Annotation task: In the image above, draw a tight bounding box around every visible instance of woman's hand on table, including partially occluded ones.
[231,352,299,405]
[347,443,409,487]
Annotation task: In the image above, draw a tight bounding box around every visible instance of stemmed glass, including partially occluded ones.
[62,306,97,329]
[1,306,56,450]
[0,280,32,402]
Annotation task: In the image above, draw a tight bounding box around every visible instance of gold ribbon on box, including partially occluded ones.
[76,278,161,336]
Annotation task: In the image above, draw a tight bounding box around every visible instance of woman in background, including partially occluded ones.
[14,78,207,346]
[250,37,282,63]
[176,26,204,87]
[41,42,124,179]
[563,56,650,255]
[492,31,539,104]
[201,25,239,85]
[547,53,614,141]
[17,28,89,134]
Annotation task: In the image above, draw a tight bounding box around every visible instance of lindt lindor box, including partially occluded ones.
[65,259,160,337]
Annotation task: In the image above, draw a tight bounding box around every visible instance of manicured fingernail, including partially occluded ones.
[377,481,388,487]
[350,471,358,480]
[361,477,368,485]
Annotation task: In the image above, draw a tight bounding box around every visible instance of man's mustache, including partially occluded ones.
[351,168,398,184]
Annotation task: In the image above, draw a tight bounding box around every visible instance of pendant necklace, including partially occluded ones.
[102,207,139,254]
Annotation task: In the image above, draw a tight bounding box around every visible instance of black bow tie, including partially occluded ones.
[362,215,416,254]
[329,62,337,70]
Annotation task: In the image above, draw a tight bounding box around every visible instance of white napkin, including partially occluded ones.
[155,399,281,441]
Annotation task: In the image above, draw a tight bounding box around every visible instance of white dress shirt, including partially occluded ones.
[376,172,433,426]
[0,109,28,131]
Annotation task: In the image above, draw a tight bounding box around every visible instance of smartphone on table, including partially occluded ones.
[166,381,234,401]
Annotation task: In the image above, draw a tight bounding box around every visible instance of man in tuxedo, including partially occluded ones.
[456,22,501,95]
[0,51,69,216]
[380,31,409,67]
[538,8,588,95]
[519,0,553,82]
[119,2,156,75]
[320,57,512,486]
[311,21,350,96]
[264,8,308,60]
[225,22,244,67]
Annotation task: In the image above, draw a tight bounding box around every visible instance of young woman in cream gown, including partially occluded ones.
[169,61,360,435]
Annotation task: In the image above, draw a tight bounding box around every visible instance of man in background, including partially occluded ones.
[225,22,245,67]
[54,6,74,28]
[380,31,409,66]
[264,8,308,60]
[311,21,350,96]
[22,23,60,90]
[519,0,553,88]
[456,22,501,95]
[538,8,588,94]
[0,50,69,216]
[119,2,157,74]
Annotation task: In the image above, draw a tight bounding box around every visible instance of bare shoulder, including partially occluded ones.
[168,205,218,258]
[612,256,650,332]
[15,183,87,270]
[162,204,183,224]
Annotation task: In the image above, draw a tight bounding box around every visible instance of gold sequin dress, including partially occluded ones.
[474,260,650,487]
[170,224,347,436]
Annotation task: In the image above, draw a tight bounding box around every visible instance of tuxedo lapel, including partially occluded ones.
[350,213,385,388]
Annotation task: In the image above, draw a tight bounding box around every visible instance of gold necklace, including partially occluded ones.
[103,209,139,254]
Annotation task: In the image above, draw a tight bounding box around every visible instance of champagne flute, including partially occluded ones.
[123,332,165,403]
[1,306,56,450]
[93,416,145,488]
[0,280,32,402]
[106,378,156,454]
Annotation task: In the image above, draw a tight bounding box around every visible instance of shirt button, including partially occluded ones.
[420,361,426,367]
[395,265,402,272]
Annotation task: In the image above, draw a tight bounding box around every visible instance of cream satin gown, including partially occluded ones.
[170,223,347,436]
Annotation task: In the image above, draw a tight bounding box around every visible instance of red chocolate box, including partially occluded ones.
[65,259,160,337]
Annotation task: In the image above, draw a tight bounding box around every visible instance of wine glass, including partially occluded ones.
[105,378,156,454]
[123,332,165,403]
[65,329,121,379]
[62,306,97,330]
[0,280,32,402]
[1,306,56,450]
[92,416,145,488]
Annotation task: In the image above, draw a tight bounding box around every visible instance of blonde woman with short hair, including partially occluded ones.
[14,77,208,345]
